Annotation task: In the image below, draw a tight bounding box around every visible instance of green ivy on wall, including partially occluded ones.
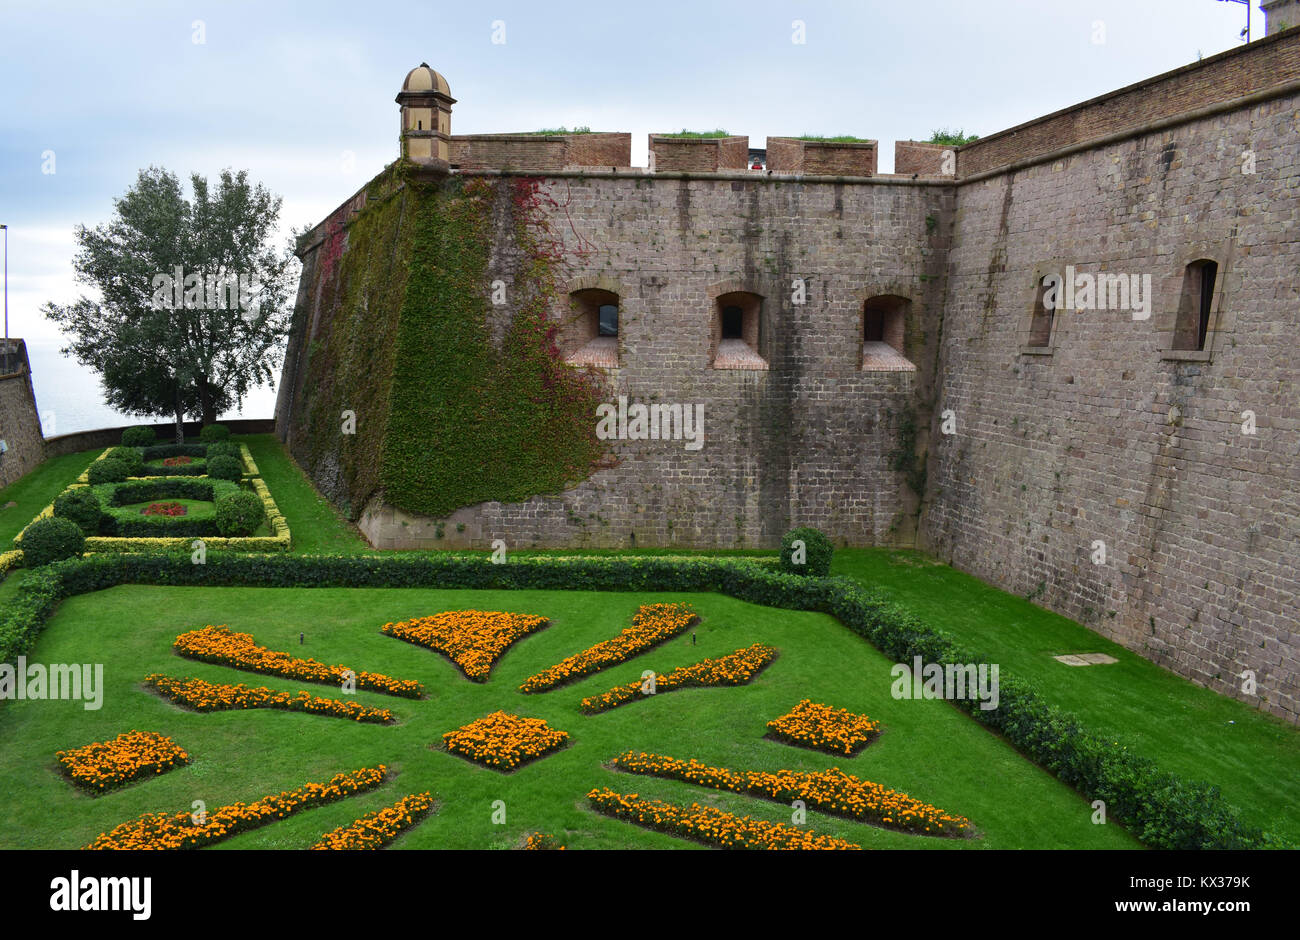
[299,168,609,520]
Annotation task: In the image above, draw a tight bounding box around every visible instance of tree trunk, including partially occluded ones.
[174,385,185,443]
[198,379,217,428]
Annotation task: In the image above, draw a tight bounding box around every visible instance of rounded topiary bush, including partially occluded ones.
[52,487,103,536]
[214,491,265,537]
[779,526,834,577]
[205,441,240,460]
[20,517,86,567]
[199,424,231,443]
[86,457,131,485]
[104,446,144,475]
[206,454,243,482]
[121,426,156,448]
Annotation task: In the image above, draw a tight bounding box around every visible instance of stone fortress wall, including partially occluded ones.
[278,14,1300,720]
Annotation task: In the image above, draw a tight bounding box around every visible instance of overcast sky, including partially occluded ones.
[0,0,1260,343]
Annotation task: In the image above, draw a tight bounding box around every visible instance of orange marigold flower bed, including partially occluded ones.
[310,792,436,850]
[162,456,193,466]
[380,609,548,681]
[580,644,779,714]
[86,765,388,850]
[520,603,698,693]
[587,787,860,850]
[522,831,565,850]
[173,625,423,698]
[610,751,973,837]
[442,710,569,771]
[144,674,395,724]
[765,699,882,755]
[56,730,190,794]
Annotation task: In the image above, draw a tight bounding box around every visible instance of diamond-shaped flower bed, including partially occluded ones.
[440,711,569,772]
[765,699,882,756]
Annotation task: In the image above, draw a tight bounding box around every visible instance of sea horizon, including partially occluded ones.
[20,337,279,437]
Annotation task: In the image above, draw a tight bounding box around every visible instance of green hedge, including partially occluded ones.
[142,443,208,461]
[0,552,1284,851]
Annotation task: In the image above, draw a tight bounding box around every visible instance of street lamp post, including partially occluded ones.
[0,223,7,349]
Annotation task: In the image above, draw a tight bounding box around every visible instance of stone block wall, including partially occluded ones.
[347,173,951,550]
[0,341,44,488]
[924,90,1300,721]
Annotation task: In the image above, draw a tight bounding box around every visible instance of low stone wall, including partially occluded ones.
[43,418,276,458]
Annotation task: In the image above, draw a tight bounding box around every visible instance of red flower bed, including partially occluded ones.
[141,502,187,516]
[163,456,193,466]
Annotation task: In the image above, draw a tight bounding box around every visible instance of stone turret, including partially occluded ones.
[1262,0,1300,35]
[396,63,454,172]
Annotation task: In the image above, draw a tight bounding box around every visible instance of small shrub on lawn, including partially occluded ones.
[205,441,240,461]
[86,458,131,485]
[104,447,144,475]
[199,424,231,443]
[206,454,243,481]
[121,426,155,448]
[19,518,86,567]
[52,488,104,536]
[215,491,265,536]
[780,526,833,577]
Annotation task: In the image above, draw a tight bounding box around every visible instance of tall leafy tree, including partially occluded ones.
[44,166,295,441]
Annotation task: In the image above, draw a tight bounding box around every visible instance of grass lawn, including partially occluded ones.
[831,549,1300,843]
[0,436,1294,848]
[242,435,370,554]
[0,449,102,545]
[0,585,1138,850]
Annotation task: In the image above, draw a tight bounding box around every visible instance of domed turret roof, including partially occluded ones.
[401,63,450,96]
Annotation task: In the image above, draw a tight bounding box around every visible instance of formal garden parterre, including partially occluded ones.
[0,432,1294,851]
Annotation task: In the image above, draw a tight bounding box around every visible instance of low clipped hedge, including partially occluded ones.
[15,518,85,567]
[215,491,265,537]
[92,478,243,538]
[206,454,243,482]
[121,426,156,448]
[142,443,208,462]
[86,458,130,485]
[0,552,1283,852]
[104,447,144,476]
[779,526,834,577]
[199,424,231,443]
[52,488,102,536]
[136,462,208,477]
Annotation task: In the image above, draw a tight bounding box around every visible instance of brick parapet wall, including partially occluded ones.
[450,133,632,171]
[650,136,750,172]
[957,27,1300,176]
[767,138,877,176]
